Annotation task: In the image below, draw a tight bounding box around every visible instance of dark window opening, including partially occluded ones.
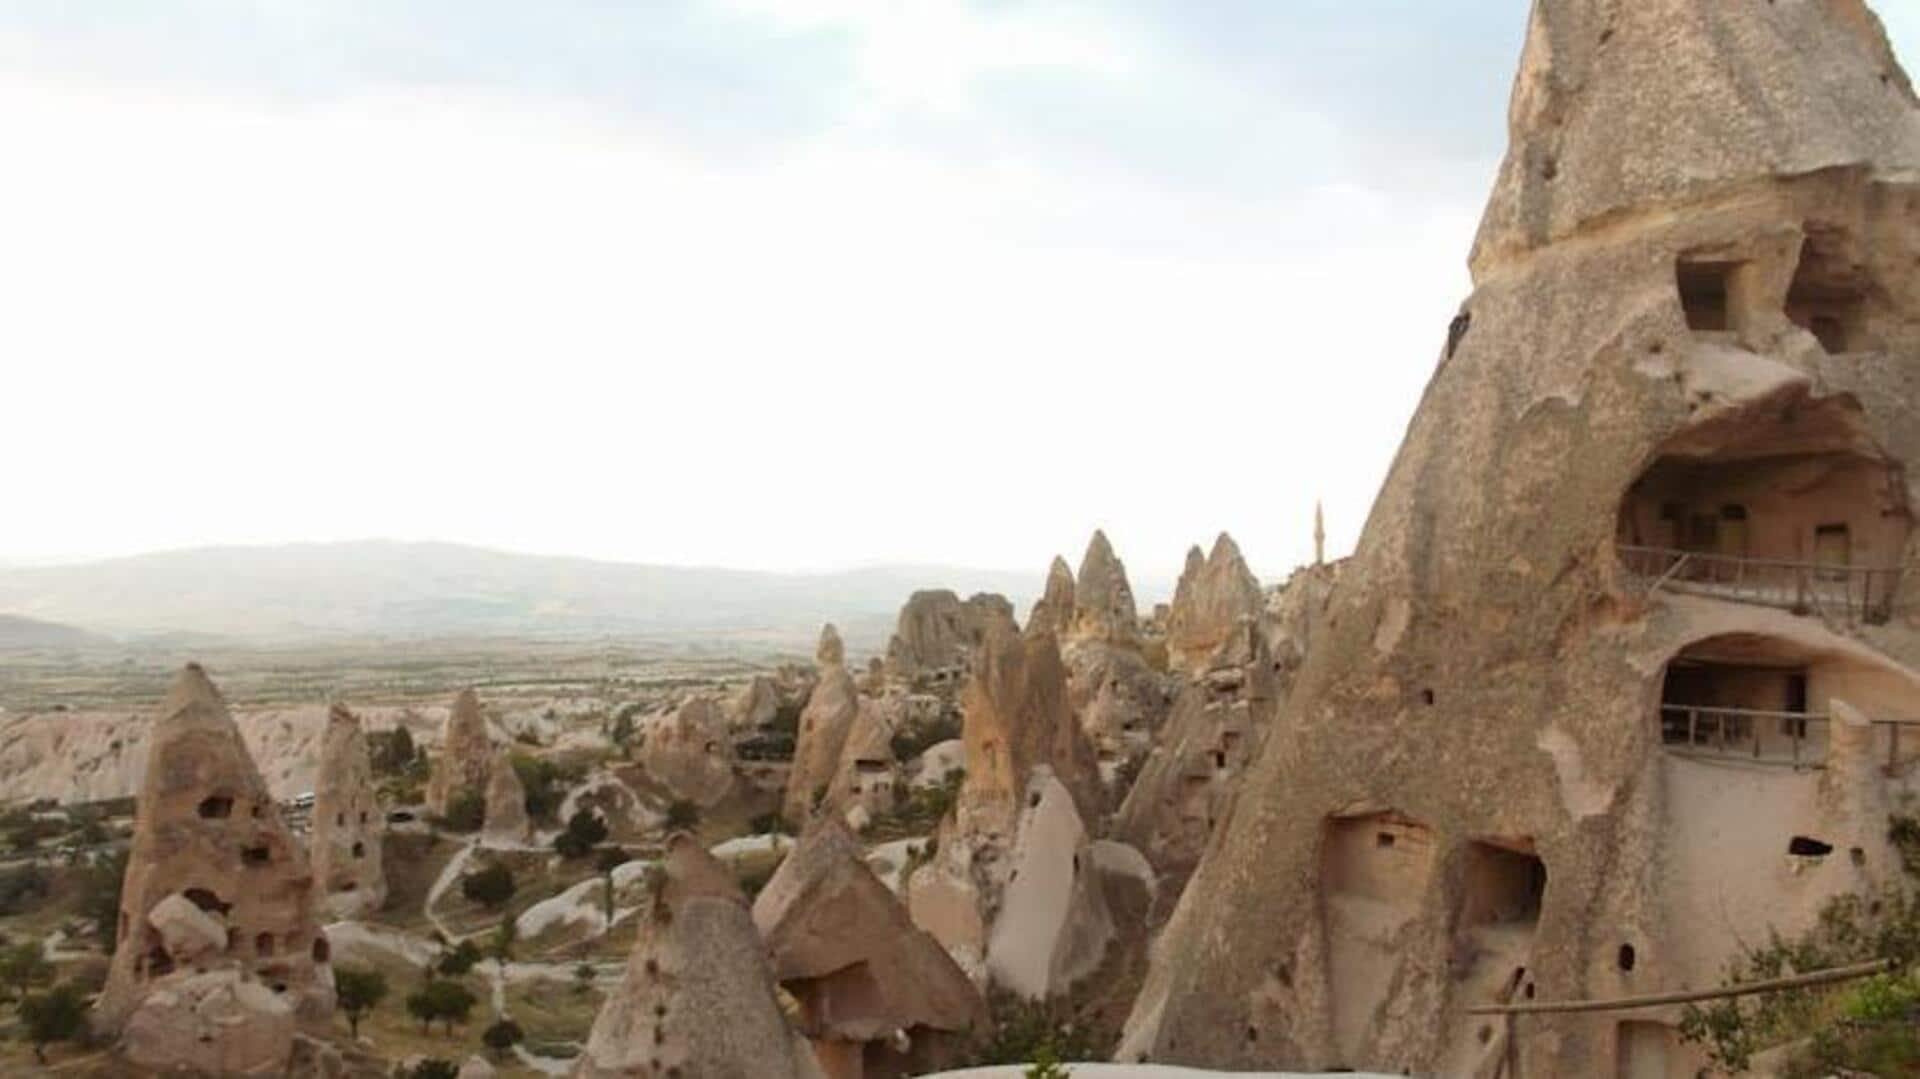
[241,844,272,866]
[183,887,228,915]
[1445,311,1472,360]
[145,944,175,978]
[255,932,273,956]
[1462,841,1546,928]
[197,796,234,820]
[352,841,365,859]
[1376,832,1396,849]
[1677,259,1739,332]
[312,937,330,964]
[1618,943,1636,972]
[1786,231,1867,354]
[1789,836,1834,857]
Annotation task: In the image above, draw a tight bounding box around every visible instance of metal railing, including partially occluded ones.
[1660,704,1920,771]
[1620,545,1903,623]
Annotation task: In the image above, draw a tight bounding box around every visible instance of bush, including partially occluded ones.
[555,810,610,860]
[1679,886,1920,1073]
[461,863,517,910]
[865,770,964,841]
[0,865,50,917]
[966,989,1105,1067]
[441,787,486,833]
[18,981,88,1063]
[369,726,418,776]
[664,800,701,832]
[406,1060,460,1079]
[436,939,483,977]
[483,1018,525,1057]
[74,850,126,950]
[0,940,53,1000]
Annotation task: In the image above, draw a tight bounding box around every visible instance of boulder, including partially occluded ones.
[121,968,296,1076]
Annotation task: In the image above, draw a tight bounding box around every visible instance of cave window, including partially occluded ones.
[1676,258,1740,331]
[1461,841,1546,928]
[1789,836,1834,857]
[352,841,365,859]
[183,887,228,915]
[241,844,272,867]
[312,937,331,964]
[359,812,367,825]
[145,943,175,978]
[1786,231,1866,353]
[336,812,345,828]
[1213,750,1227,770]
[197,796,234,820]
[1618,943,1636,972]
[255,932,274,956]
[1376,831,1396,849]
[1720,505,1750,557]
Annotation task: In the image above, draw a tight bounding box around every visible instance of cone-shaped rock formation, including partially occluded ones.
[426,688,493,816]
[1122,3,1920,1073]
[753,818,985,1077]
[311,704,386,918]
[96,664,331,1073]
[575,834,814,1079]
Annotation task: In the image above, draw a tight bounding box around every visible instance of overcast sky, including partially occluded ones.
[5,3,1918,582]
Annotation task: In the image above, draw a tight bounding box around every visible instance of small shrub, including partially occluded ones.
[441,787,486,833]
[483,1018,525,1057]
[18,982,88,1063]
[461,863,517,910]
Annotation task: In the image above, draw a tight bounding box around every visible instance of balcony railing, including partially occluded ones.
[1660,704,1920,770]
[1621,546,1903,623]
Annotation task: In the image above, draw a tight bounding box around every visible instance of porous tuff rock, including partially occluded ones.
[955,625,1103,837]
[97,665,331,1050]
[574,834,814,1079]
[884,590,1019,682]
[906,627,1113,996]
[1121,3,1920,1073]
[121,968,297,1076]
[1164,533,1265,675]
[637,697,736,809]
[786,625,861,823]
[730,675,781,731]
[753,818,985,1074]
[823,698,900,828]
[1115,619,1278,872]
[310,704,386,918]
[1025,556,1077,641]
[1070,530,1140,647]
[483,750,531,844]
[425,689,493,816]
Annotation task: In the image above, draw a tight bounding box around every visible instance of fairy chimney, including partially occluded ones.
[311,704,386,919]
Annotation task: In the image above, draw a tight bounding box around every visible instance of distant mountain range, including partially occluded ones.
[0,541,1066,650]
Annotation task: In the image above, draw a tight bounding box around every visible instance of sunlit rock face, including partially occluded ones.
[311,704,386,917]
[1123,2,1920,1073]
[96,665,332,1073]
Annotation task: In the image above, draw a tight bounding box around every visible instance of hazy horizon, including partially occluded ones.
[7,3,1918,580]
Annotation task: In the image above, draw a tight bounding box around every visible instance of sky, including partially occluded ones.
[4,3,1918,582]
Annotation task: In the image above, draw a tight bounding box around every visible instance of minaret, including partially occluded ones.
[1313,501,1326,567]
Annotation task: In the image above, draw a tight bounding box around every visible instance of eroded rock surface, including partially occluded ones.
[311,704,386,918]
[425,689,493,816]
[575,835,814,1079]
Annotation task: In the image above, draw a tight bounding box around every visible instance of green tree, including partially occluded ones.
[405,1060,460,1079]
[334,967,387,1038]
[461,863,517,910]
[18,982,88,1064]
[573,962,596,994]
[74,850,126,950]
[482,1018,525,1058]
[0,939,52,1000]
[437,939,483,977]
[441,786,486,833]
[488,914,516,964]
[404,979,478,1036]
[554,809,609,859]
